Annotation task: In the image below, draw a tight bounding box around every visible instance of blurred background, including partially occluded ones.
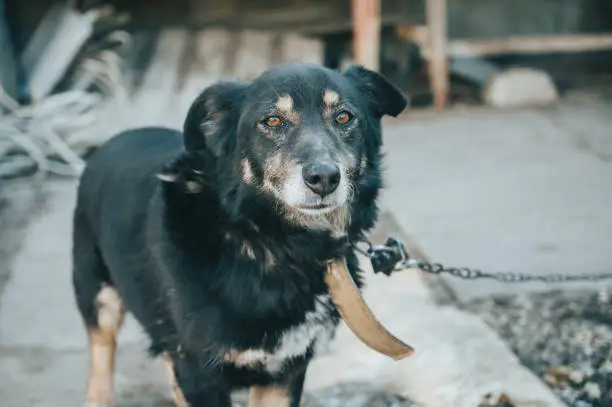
[0,1,611,406]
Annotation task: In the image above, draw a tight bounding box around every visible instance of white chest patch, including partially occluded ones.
[225,295,336,373]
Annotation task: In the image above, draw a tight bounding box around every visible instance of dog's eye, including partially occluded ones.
[335,111,352,125]
[264,116,282,128]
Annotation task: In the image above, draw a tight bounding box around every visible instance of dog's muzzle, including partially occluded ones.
[273,160,350,215]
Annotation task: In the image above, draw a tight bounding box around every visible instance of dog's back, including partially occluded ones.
[76,126,181,215]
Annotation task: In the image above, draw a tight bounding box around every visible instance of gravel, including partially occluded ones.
[465,288,612,407]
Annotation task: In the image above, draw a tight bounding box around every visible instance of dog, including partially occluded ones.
[72,62,407,407]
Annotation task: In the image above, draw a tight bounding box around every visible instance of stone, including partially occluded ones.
[583,382,601,400]
[483,67,559,108]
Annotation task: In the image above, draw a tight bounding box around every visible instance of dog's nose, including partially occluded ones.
[302,162,341,197]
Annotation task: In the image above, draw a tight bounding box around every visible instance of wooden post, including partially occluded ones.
[351,0,381,71]
[426,0,449,110]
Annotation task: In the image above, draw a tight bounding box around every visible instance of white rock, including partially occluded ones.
[584,382,602,400]
[484,67,559,108]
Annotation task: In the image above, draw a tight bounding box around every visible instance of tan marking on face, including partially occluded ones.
[323,89,340,117]
[275,94,300,125]
[85,285,126,407]
[242,158,255,184]
[162,352,189,407]
[249,385,291,407]
[276,94,293,112]
[263,153,291,187]
[323,89,340,106]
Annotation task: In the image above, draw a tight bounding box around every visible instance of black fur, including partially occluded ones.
[72,63,407,406]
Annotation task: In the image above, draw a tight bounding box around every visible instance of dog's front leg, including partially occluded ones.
[170,355,232,407]
[249,364,308,407]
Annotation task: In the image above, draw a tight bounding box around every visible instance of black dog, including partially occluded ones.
[72,62,407,407]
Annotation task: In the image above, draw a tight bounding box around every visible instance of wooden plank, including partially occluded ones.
[399,27,612,58]
[351,0,381,71]
[298,14,416,35]
[425,0,449,110]
[446,34,612,57]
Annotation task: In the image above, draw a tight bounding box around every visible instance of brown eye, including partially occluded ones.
[265,116,282,127]
[335,111,352,125]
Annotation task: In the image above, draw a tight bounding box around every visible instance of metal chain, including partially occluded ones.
[403,259,612,283]
[356,237,612,283]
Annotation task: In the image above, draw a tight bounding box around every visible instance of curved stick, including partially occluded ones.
[325,258,414,361]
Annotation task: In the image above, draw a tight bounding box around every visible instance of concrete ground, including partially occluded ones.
[2,98,610,406]
[381,99,612,302]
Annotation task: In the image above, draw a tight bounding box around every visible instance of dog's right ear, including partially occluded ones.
[183,81,247,156]
[343,65,408,118]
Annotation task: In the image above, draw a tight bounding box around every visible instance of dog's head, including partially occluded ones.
[180,63,407,228]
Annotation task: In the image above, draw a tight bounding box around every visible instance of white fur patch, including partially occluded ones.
[225,295,336,373]
[269,294,335,369]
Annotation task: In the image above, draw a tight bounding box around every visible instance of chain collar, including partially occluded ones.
[357,237,612,283]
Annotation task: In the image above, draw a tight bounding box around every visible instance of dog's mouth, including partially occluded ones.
[295,203,337,215]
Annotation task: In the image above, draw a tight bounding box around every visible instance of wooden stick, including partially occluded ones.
[398,28,612,58]
[446,34,612,57]
[425,0,449,110]
[351,0,381,71]
[325,258,414,361]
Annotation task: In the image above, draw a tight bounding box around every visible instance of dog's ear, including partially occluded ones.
[183,81,247,155]
[343,65,408,118]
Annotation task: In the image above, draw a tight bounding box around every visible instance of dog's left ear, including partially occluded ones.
[343,65,408,118]
[183,80,247,155]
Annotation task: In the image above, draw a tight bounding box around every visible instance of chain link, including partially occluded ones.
[357,237,612,283]
[403,259,612,283]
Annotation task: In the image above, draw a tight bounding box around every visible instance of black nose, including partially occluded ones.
[302,162,341,197]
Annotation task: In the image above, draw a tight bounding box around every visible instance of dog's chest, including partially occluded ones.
[225,295,336,373]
